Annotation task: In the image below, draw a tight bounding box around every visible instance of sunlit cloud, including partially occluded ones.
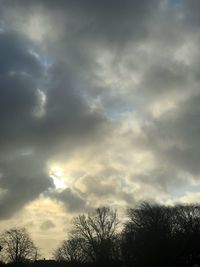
[49,166,67,190]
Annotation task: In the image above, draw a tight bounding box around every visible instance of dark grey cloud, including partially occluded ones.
[144,93,200,176]
[40,220,56,230]
[0,28,107,218]
[79,174,117,197]
[34,63,106,149]
[181,0,200,27]
[0,31,42,75]
[74,168,136,207]
[49,188,87,213]
[140,62,190,100]
[0,154,53,219]
[3,0,160,43]
[0,31,44,153]
[0,31,105,154]
[0,31,52,218]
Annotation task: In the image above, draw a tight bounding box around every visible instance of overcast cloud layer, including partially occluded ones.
[1,0,200,256]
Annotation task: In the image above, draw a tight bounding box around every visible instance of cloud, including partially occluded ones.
[49,188,87,213]
[0,154,53,219]
[1,0,200,225]
[40,220,56,231]
[0,28,107,219]
[3,0,160,44]
[144,93,200,176]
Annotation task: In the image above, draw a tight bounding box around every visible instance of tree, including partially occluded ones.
[122,202,200,267]
[172,204,200,266]
[0,228,38,263]
[55,207,120,265]
[122,202,174,267]
[54,236,89,263]
[72,207,119,264]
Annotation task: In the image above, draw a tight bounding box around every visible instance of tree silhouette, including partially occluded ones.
[122,202,176,267]
[121,202,200,267]
[55,207,120,265]
[54,236,89,263]
[0,228,38,263]
[72,207,119,264]
[172,204,200,266]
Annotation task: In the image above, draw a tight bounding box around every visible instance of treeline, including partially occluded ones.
[1,203,200,267]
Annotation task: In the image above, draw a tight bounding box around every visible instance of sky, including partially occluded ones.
[1,0,200,258]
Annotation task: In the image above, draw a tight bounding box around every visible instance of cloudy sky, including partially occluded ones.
[1,0,200,257]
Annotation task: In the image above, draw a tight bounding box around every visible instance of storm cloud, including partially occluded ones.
[0,28,107,219]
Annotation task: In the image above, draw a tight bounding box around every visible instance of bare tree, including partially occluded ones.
[54,236,89,263]
[71,207,119,264]
[55,207,119,264]
[0,228,38,263]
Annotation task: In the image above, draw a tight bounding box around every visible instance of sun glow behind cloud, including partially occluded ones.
[49,166,67,190]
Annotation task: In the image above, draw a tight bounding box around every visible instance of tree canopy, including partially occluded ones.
[0,228,38,263]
